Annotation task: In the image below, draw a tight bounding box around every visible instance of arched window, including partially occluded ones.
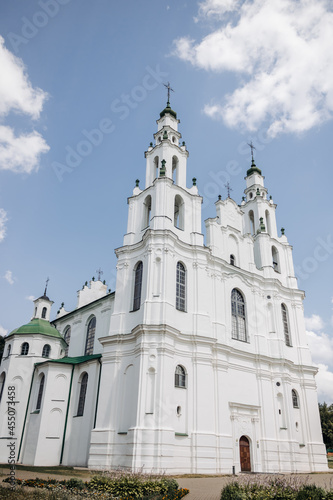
[6,344,11,357]
[36,374,45,410]
[230,254,235,266]
[64,326,71,356]
[292,389,299,408]
[0,372,6,402]
[21,342,29,356]
[176,262,186,312]
[42,307,47,319]
[175,365,186,388]
[133,261,143,311]
[231,289,247,342]
[77,372,88,416]
[42,344,50,358]
[143,195,151,229]
[85,317,96,355]
[249,210,255,234]
[272,246,280,272]
[174,195,184,230]
[281,304,291,346]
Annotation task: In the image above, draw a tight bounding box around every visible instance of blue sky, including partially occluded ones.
[0,0,333,401]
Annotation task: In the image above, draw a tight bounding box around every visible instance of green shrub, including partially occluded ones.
[221,482,247,500]
[296,484,326,500]
[65,477,85,490]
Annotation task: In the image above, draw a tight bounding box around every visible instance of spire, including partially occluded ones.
[160,82,177,119]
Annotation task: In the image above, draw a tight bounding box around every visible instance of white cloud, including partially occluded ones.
[307,329,333,366]
[0,35,49,173]
[173,0,333,136]
[0,208,7,242]
[315,364,333,404]
[25,295,36,301]
[0,325,8,337]
[4,270,14,285]
[305,314,325,332]
[0,126,49,174]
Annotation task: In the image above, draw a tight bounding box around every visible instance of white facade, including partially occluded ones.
[0,102,328,473]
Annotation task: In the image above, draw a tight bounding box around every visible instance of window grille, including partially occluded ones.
[175,365,186,388]
[231,289,247,341]
[85,317,96,355]
[281,304,291,346]
[77,373,88,416]
[133,262,143,311]
[176,262,186,311]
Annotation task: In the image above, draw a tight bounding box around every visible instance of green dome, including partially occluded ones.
[246,158,262,176]
[160,102,177,119]
[8,318,63,341]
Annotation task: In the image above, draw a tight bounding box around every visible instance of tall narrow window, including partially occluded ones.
[174,195,184,230]
[231,289,247,341]
[154,156,159,179]
[42,344,50,358]
[7,344,11,357]
[36,374,45,410]
[175,365,186,388]
[230,254,235,266]
[292,389,299,408]
[176,262,186,311]
[85,317,96,355]
[133,261,143,311]
[265,209,271,235]
[272,246,280,272]
[77,372,88,416]
[281,304,291,346]
[21,342,29,356]
[172,156,179,184]
[143,195,151,229]
[42,307,47,319]
[64,326,71,356]
[249,210,255,234]
[0,372,6,402]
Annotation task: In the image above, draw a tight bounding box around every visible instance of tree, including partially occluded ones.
[319,402,333,450]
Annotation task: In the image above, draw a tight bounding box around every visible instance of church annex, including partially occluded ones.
[0,100,328,473]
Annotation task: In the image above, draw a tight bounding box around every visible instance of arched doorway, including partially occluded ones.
[239,435,251,472]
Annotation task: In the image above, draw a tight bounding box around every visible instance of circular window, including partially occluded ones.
[276,382,281,387]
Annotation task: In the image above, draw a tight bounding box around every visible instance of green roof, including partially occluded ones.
[8,318,64,341]
[160,102,177,119]
[36,354,101,366]
[247,158,262,176]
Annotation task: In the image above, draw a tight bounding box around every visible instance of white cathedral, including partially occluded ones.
[0,100,328,474]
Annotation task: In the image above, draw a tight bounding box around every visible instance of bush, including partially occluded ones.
[221,482,247,500]
[296,484,326,500]
[65,477,85,490]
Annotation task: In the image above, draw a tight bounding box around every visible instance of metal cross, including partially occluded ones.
[44,277,49,296]
[96,268,103,281]
[163,81,174,103]
[247,141,256,160]
[225,182,233,198]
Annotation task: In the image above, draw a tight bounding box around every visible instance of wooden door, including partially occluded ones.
[239,435,251,472]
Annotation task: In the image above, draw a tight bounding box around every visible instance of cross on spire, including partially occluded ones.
[163,81,174,103]
[96,268,103,281]
[225,182,233,198]
[44,277,49,297]
[247,141,256,161]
